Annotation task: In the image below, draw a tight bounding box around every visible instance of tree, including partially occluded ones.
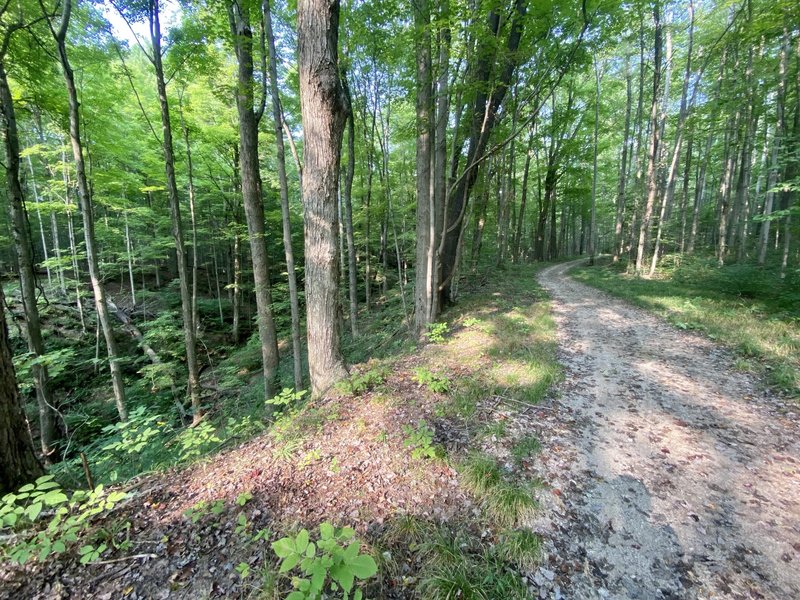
[264,0,304,390]
[43,0,128,421]
[0,283,43,494]
[0,7,60,459]
[146,0,202,422]
[297,0,349,396]
[228,0,280,398]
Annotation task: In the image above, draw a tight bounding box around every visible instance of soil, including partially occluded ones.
[528,260,800,600]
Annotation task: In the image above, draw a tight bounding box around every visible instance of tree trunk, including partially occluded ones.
[297,0,348,395]
[148,0,201,422]
[0,283,43,494]
[50,0,128,421]
[0,51,59,459]
[264,0,304,390]
[228,1,280,399]
[589,56,601,264]
[413,0,433,337]
[635,4,662,275]
[613,55,633,263]
[341,72,359,338]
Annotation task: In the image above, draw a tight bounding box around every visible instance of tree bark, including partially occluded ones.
[0,283,43,494]
[0,41,59,459]
[148,0,202,422]
[297,0,348,396]
[341,72,359,338]
[49,0,128,421]
[228,0,280,399]
[635,3,662,275]
[413,0,433,337]
[264,0,304,390]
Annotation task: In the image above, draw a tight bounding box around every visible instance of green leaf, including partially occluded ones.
[338,526,355,540]
[349,554,377,579]
[279,552,301,573]
[305,541,316,558]
[295,528,309,553]
[319,521,334,540]
[354,590,363,600]
[18,484,34,493]
[79,545,94,555]
[25,502,43,521]
[344,541,360,560]
[311,563,326,591]
[272,537,295,558]
[36,481,60,491]
[331,564,355,593]
[286,592,304,600]
[43,491,69,506]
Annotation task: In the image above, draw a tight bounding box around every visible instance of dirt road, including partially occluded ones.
[532,260,800,599]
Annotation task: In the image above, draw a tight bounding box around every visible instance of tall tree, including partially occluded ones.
[146,0,202,422]
[0,284,43,494]
[44,0,128,421]
[228,0,280,398]
[297,0,348,395]
[264,0,303,390]
[634,3,662,275]
[413,0,433,337]
[0,11,60,459]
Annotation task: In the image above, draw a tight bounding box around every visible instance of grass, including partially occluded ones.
[511,435,542,467]
[460,453,537,527]
[572,255,800,398]
[415,528,531,600]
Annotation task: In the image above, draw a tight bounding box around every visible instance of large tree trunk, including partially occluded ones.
[148,0,202,422]
[297,0,348,396]
[413,0,434,337]
[0,284,43,494]
[228,0,280,399]
[50,0,128,421]
[0,52,59,460]
[264,0,304,390]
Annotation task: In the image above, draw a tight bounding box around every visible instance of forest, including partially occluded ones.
[1,0,799,598]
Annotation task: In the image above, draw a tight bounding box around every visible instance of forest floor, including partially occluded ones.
[533,259,800,599]
[3,260,799,599]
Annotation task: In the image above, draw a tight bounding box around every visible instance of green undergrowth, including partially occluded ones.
[7,263,559,599]
[572,255,800,398]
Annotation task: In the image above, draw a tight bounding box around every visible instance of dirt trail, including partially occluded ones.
[532,260,800,600]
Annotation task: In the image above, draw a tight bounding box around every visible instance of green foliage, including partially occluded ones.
[413,368,451,393]
[416,529,530,600]
[402,421,441,460]
[460,453,535,527]
[175,421,222,460]
[266,387,308,409]
[496,529,541,571]
[271,523,377,600]
[335,365,389,395]
[0,476,126,564]
[425,322,449,344]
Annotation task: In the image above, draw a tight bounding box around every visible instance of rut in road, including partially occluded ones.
[531,260,800,600]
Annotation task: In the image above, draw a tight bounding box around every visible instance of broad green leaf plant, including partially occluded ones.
[0,475,127,564]
[271,522,377,600]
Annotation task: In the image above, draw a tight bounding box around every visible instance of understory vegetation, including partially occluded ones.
[573,254,800,398]
[2,263,559,598]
